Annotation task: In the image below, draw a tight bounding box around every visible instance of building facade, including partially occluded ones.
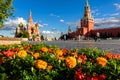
[68,0,120,39]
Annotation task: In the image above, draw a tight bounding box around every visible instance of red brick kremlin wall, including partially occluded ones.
[91,27,120,37]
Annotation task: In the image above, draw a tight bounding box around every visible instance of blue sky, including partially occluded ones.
[0,0,120,38]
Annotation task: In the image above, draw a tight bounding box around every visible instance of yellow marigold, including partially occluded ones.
[65,56,77,68]
[96,57,107,67]
[33,53,40,59]
[41,47,48,53]
[17,50,27,58]
[56,50,63,56]
[35,60,47,69]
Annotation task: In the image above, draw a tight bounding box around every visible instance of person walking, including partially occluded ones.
[95,32,100,42]
[64,35,66,41]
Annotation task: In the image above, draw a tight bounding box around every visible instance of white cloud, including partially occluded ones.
[3,17,27,30]
[66,20,80,26]
[43,24,48,26]
[60,19,64,22]
[114,3,120,10]
[3,17,47,30]
[91,9,100,17]
[38,23,48,28]
[111,13,120,16]
[42,31,54,34]
[95,17,120,28]
[38,23,44,27]
[50,13,60,18]
[103,13,120,17]
[41,30,61,39]
[66,16,120,29]
[52,28,56,31]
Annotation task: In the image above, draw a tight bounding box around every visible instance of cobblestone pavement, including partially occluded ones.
[28,40,120,54]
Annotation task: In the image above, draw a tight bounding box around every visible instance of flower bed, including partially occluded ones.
[0,43,120,80]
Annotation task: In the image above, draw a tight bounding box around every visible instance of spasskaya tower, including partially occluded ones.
[81,0,94,36]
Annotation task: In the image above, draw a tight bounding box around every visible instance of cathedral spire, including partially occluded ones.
[28,10,34,26]
[30,10,32,17]
[28,10,33,22]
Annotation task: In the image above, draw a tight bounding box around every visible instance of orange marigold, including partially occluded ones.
[58,56,65,60]
[17,50,27,58]
[35,60,47,69]
[33,53,40,59]
[66,56,77,68]
[96,57,107,67]
[47,65,53,70]
[41,47,48,53]
[56,49,63,56]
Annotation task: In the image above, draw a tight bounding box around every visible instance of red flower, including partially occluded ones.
[77,55,87,60]
[106,53,120,59]
[85,77,91,80]
[81,60,85,65]
[2,50,15,57]
[91,76,99,80]
[99,74,106,80]
[74,68,85,80]
[48,48,55,53]
[75,72,85,80]
[113,54,120,59]
[77,55,87,65]
[106,53,112,59]
[82,55,87,60]
[0,59,3,65]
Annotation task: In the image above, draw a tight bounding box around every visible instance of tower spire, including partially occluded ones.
[28,10,34,26]
[30,10,32,17]
[86,0,89,6]
[82,0,93,20]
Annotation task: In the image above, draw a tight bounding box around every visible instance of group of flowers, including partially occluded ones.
[0,43,120,80]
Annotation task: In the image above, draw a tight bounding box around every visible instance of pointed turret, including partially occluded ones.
[68,26,72,33]
[82,0,93,20]
[86,0,89,7]
[28,11,34,26]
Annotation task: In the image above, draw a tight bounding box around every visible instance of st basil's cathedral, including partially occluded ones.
[15,11,41,41]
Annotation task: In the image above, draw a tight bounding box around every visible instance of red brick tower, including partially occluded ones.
[81,0,94,37]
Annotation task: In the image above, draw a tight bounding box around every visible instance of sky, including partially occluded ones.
[0,0,120,38]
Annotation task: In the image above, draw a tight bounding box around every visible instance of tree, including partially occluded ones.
[41,35,44,40]
[0,0,14,28]
[16,32,29,38]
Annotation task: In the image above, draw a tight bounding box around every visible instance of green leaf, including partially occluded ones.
[0,73,7,80]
